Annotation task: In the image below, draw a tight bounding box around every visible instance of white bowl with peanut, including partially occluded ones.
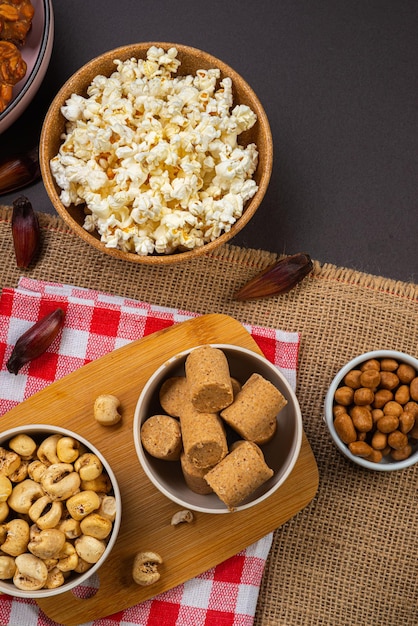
[0,424,121,598]
[324,350,418,471]
[133,344,302,514]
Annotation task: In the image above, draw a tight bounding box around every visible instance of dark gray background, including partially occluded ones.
[1,0,417,283]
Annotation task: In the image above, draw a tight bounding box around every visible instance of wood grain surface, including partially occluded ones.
[1,314,319,625]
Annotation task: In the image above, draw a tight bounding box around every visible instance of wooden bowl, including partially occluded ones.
[39,42,273,265]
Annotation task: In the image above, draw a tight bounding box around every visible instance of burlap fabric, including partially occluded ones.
[1,205,417,626]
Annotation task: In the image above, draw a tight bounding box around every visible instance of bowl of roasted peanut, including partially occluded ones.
[0,424,121,598]
[324,350,418,471]
[0,0,54,134]
[133,344,302,513]
[40,42,273,264]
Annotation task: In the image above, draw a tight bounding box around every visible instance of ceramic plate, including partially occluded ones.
[0,0,54,133]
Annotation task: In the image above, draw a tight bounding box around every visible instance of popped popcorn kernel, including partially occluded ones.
[51,47,259,256]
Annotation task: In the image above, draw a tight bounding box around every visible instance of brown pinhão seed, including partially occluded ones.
[11,195,40,268]
[233,253,313,300]
[6,309,65,375]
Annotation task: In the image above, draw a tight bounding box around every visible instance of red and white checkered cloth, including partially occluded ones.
[0,278,300,626]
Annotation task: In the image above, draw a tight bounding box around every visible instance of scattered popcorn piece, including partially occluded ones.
[50,47,259,256]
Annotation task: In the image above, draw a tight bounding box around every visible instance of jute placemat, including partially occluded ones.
[1,205,417,626]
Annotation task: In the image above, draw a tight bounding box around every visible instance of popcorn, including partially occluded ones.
[50,47,259,256]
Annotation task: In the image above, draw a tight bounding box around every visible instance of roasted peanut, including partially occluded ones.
[343,370,362,389]
[350,406,373,432]
[394,385,410,405]
[359,369,380,389]
[334,386,354,406]
[371,431,387,450]
[360,359,380,371]
[372,389,393,409]
[391,445,412,461]
[334,413,357,444]
[403,401,418,418]
[410,378,418,401]
[371,408,384,424]
[333,404,347,418]
[382,401,403,417]
[379,371,399,390]
[387,430,408,450]
[380,358,398,372]
[367,448,383,463]
[348,441,374,458]
[353,387,374,406]
[377,415,399,434]
[397,364,416,384]
[398,411,415,434]
[409,422,418,440]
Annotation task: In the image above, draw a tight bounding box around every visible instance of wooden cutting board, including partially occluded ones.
[1,313,319,625]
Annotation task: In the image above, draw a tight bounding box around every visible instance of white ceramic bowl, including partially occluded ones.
[0,424,121,598]
[324,350,418,471]
[0,0,54,134]
[133,344,302,513]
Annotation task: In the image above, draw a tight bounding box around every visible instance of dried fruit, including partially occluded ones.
[11,195,40,268]
[0,148,40,194]
[6,308,65,374]
[233,253,313,301]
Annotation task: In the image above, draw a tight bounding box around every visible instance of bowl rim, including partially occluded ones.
[133,343,303,513]
[0,423,122,598]
[39,41,273,265]
[324,350,418,472]
[0,0,53,129]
